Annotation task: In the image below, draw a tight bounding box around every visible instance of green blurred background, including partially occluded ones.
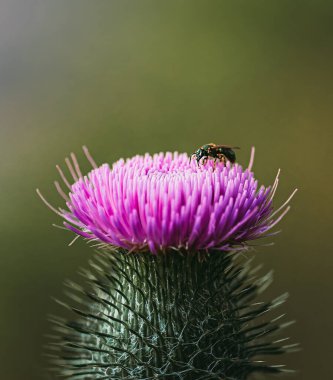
[1,0,332,379]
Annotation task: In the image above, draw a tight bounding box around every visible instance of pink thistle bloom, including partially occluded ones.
[37,147,296,254]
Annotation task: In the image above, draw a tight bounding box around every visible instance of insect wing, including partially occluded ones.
[213,145,240,150]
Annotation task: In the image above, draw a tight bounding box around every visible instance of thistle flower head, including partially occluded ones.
[41,147,299,379]
[38,147,296,254]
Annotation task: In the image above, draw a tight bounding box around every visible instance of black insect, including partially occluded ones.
[191,143,240,166]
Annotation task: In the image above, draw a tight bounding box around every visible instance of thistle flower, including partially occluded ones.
[39,147,298,380]
[37,146,296,254]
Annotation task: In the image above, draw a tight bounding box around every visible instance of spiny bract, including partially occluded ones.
[48,250,297,380]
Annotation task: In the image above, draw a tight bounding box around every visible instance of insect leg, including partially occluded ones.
[217,153,226,166]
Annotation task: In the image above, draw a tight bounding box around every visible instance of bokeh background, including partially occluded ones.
[1,1,332,379]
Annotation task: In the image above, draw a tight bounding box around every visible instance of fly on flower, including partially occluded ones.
[190,143,240,166]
